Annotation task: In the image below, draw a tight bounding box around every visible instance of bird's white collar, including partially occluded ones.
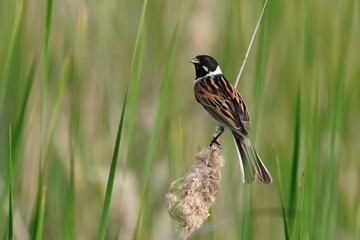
[194,66,222,82]
[205,66,222,77]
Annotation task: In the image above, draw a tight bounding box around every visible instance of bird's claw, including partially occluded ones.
[209,127,224,149]
[209,139,222,149]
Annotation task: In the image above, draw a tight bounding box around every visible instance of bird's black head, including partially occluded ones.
[190,55,221,79]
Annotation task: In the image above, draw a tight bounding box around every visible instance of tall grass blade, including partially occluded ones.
[97,89,129,240]
[289,87,301,212]
[32,51,73,240]
[117,1,148,238]
[117,6,148,234]
[63,138,75,240]
[44,52,73,161]
[35,186,46,240]
[62,55,76,240]
[0,1,23,112]
[30,165,44,238]
[355,179,360,239]
[319,46,344,240]
[40,0,53,162]
[317,2,353,239]
[293,3,312,225]
[0,63,36,215]
[251,17,267,130]
[31,0,53,237]
[298,174,305,240]
[132,3,186,238]
[296,0,311,237]
[12,62,36,164]
[301,82,319,239]
[7,125,13,240]
[122,0,148,174]
[274,145,290,240]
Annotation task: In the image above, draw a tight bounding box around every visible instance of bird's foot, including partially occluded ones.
[209,127,224,148]
[209,138,222,148]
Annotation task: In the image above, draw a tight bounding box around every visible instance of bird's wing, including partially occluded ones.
[194,75,250,135]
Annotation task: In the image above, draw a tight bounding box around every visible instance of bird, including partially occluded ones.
[190,55,272,184]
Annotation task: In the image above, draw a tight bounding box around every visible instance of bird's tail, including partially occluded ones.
[232,132,273,184]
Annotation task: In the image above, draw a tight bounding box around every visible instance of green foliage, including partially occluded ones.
[0,1,23,111]
[8,125,13,240]
[98,89,128,240]
[132,2,186,238]
[0,0,359,239]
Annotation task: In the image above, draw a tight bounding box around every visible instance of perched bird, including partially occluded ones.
[190,55,272,184]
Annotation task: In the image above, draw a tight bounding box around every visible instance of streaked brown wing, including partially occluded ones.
[194,75,250,134]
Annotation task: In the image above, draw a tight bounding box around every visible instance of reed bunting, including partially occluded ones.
[190,55,272,184]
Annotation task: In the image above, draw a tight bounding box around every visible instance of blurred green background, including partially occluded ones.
[0,0,359,239]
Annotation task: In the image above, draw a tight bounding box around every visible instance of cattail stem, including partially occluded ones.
[234,0,269,88]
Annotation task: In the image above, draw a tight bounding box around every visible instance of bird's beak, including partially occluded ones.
[190,57,200,64]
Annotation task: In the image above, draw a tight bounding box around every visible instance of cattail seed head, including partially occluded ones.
[166,145,224,239]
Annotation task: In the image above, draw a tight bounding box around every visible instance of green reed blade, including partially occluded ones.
[274,145,290,240]
[132,2,186,238]
[7,125,13,240]
[0,1,23,112]
[97,88,128,240]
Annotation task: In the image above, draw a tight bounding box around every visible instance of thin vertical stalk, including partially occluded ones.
[97,89,128,240]
[289,88,301,211]
[234,0,269,88]
[35,186,46,240]
[31,0,53,237]
[0,1,23,112]
[40,0,53,151]
[132,2,186,238]
[122,0,148,173]
[8,125,13,240]
[274,145,290,240]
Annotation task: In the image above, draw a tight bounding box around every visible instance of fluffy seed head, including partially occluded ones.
[166,145,224,239]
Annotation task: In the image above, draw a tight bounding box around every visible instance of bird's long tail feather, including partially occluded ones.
[232,132,273,184]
